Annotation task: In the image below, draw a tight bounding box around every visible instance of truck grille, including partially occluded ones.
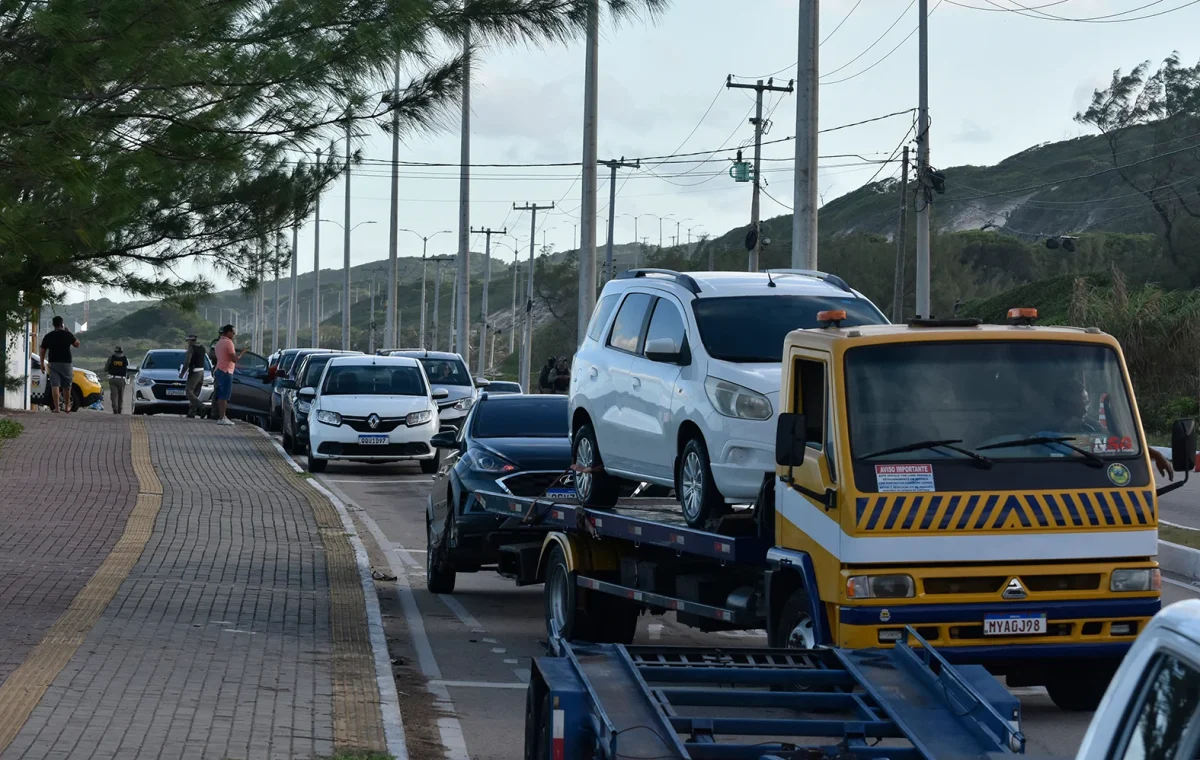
[922,573,1101,596]
[923,577,1006,595]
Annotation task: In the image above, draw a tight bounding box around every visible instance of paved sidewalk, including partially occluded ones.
[0,413,395,759]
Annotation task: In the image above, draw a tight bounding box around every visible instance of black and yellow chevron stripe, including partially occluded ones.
[853,490,1156,532]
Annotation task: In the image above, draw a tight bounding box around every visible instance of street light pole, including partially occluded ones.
[341,117,352,350]
[401,229,452,350]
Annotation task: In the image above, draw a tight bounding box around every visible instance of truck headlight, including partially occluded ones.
[406,410,433,427]
[847,574,915,599]
[1111,568,1160,592]
[315,410,342,427]
[705,377,773,421]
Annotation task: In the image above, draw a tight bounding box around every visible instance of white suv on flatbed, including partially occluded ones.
[569,268,887,527]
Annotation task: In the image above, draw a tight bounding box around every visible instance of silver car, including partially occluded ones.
[132,348,214,415]
[387,350,489,432]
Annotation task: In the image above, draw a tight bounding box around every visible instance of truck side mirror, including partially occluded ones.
[775,412,807,467]
[1172,418,1197,472]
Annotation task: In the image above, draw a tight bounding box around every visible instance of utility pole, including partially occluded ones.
[369,280,377,354]
[272,255,281,354]
[385,57,401,350]
[289,220,298,348]
[578,0,600,347]
[341,117,352,350]
[914,0,932,318]
[601,158,639,284]
[471,226,505,377]
[510,259,519,354]
[450,267,458,353]
[892,145,910,322]
[794,0,819,269]
[455,24,472,367]
[726,75,794,271]
[514,202,554,393]
[429,255,453,351]
[312,149,322,348]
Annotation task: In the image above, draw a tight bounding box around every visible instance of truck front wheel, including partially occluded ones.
[776,590,818,650]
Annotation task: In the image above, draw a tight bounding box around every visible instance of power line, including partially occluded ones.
[820,0,917,80]
[948,0,1200,22]
[822,0,945,86]
[734,0,865,80]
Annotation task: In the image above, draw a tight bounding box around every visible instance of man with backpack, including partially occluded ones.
[103,346,130,414]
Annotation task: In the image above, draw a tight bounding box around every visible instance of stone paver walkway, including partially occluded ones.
[0,413,390,759]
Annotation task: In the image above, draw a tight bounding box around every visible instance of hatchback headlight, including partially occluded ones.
[406,409,433,427]
[315,410,342,427]
[704,377,773,420]
[452,397,474,412]
[136,375,153,386]
[465,449,517,473]
[296,400,312,414]
[847,574,915,599]
[1111,568,1160,592]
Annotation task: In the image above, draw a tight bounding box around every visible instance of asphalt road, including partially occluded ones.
[282,452,1199,760]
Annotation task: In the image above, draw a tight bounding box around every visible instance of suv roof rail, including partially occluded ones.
[764,268,854,294]
[614,268,702,295]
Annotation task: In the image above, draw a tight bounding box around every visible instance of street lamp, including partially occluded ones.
[400,228,453,349]
[620,214,655,268]
[675,218,693,248]
[495,238,527,354]
[319,218,377,349]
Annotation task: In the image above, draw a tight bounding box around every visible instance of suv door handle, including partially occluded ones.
[632,377,641,389]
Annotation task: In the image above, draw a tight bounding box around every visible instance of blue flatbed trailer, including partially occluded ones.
[527,628,1025,760]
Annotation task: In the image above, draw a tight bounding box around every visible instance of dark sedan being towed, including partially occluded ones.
[425,393,572,593]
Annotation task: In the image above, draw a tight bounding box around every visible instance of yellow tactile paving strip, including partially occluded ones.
[0,418,162,754]
[251,432,388,754]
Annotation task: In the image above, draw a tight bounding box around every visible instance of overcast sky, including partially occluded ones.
[72,0,1200,304]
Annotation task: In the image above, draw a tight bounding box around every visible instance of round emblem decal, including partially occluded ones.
[1107,463,1131,487]
[879,609,891,623]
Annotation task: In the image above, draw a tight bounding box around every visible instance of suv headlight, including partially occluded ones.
[315,410,342,427]
[406,410,433,427]
[847,574,915,599]
[82,370,99,384]
[1111,568,1160,592]
[465,449,517,473]
[452,397,474,412]
[136,375,153,386]
[704,377,773,421]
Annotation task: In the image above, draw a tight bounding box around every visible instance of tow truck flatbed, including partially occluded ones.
[525,628,1025,760]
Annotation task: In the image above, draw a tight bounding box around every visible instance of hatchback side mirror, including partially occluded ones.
[298,387,316,401]
[431,431,458,449]
[432,388,450,400]
[278,378,297,391]
[475,377,491,388]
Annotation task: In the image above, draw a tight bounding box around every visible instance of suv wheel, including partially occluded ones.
[573,424,619,507]
[678,437,727,528]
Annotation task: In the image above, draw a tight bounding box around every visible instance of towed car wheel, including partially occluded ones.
[678,437,727,528]
[573,424,619,507]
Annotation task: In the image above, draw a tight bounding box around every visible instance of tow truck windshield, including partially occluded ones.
[845,341,1141,461]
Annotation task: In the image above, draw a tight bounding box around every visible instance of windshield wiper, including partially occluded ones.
[859,439,993,469]
[976,436,1104,468]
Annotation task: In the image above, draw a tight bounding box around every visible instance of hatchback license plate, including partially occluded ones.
[983,614,1046,636]
[358,435,389,446]
[545,488,577,500]
[165,388,186,397]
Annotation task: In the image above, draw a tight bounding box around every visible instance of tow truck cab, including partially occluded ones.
[769,310,1192,709]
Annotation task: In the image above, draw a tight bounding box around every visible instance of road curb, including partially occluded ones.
[1160,539,1200,582]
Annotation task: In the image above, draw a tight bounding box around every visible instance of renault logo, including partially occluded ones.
[367,414,381,430]
[1002,578,1027,600]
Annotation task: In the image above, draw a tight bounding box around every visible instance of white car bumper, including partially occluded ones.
[702,412,776,502]
[309,416,437,461]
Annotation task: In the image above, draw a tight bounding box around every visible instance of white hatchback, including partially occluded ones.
[301,355,448,474]
[569,268,888,527]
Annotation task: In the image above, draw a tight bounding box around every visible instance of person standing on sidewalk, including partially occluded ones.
[38,316,79,413]
[179,335,207,418]
[213,324,248,426]
[103,346,129,414]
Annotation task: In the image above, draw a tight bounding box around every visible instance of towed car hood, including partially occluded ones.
[316,394,432,416]
[707,362,780,399]
[477,437,572,470]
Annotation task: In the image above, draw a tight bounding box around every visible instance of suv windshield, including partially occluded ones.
[320,365,427,396]
[693,295,886,363]
[418,357,472,386]
[845,341,1141,460]
[144,350,209,371]
[473,397,568,438]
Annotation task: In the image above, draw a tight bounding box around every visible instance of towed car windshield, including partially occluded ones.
[473,397,568,438]
[321,365,427,396]
[693,295,886,363]
[419,358,472,386]
[845,341,1141,461]
[143,350,209,370]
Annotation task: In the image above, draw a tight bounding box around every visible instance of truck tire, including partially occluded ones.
[573,424,619,508]
[544,545,594,642]
[678,437,727,529]
[426,516,457,594]
[1046,666,1114,711]
[776,590,819,650]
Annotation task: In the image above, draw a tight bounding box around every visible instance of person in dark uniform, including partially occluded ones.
[103,346,129,414]
[179,334,207,418]
[38,316,79,413]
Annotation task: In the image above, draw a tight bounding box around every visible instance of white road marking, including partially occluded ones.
[254,429,409,760]
[1164,576,1200,590]
[430,680,528,690]
[514,668,531,683]
[439,595,485,631]
[325,478,425,484]
[492,647,507,654]
[503,659,519,665]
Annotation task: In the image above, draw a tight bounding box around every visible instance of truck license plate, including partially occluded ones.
[358,435,389,446]
[166,388,186,397]
[983,614,1046,636]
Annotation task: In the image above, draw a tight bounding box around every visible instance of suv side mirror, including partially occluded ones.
[474,377,491,389]
[431,431,458,449]
[775,412,807,467]
[645,337,688,365]
[1172,418,1197,472]
[432,388,450,400]
[298,387,317,401]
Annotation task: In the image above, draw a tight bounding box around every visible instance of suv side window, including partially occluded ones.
[643,298,687,358]
[607,293,653,355]
[1114,653,1200,760]
[587,294,620,342]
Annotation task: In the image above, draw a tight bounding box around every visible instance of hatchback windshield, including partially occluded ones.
[321,365,427,396]
[845,341,1140,460]
[693,295,886,363]
[473,397,568,438]
[301,355,347,388]
[418,357,472,386]
[143,350,209,371]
